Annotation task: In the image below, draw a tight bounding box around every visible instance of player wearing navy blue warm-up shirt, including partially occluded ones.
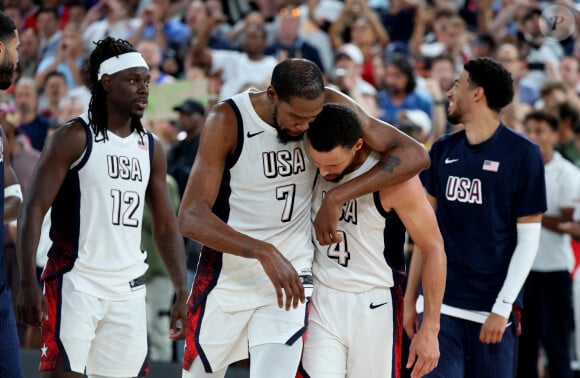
[404,58,547,378]
[0,11,25,378]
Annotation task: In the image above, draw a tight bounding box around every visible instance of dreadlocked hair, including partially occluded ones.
[86,37,146,142]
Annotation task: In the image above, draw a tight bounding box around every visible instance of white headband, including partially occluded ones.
[98,52,148,80]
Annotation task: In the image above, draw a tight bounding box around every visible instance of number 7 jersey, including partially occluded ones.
[41,114,152,300]
[195,91,317,312]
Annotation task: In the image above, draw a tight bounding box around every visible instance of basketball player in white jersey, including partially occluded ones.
[300,103,446,378]
[16,38,188,377]
[178,58,429,377]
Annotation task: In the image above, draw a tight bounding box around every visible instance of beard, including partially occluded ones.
[272,105,304,144]
[447,109,462,125]
[0,54,15,90]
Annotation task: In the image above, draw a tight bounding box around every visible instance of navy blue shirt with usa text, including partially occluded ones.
[420,124,547,312]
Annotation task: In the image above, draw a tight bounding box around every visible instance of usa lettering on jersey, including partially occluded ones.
[262,148,306,178]
[445,175,482,204]
[107,155,143,181]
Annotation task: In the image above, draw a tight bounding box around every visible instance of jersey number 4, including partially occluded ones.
[111,189,140,227]
[326,230,350,267]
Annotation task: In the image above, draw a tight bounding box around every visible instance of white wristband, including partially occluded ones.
[4,184,22,201]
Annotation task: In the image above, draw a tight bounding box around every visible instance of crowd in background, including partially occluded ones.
[2,0,580,374]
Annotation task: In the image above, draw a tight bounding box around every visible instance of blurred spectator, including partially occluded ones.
[38,71,68,122]
[81,0,139,53]
[136,38,176,85]
[470,33,495,59]
[175,0,235,79]
[379,0,418,45]
[142,174,180,363]
[496,42,534,132]
[36,7,62,60]
[167,98,205,197]
[376,54,433,124]
[67,1,89,26]
[329,0,389,87]
[191,17,277,99]
[57,94,88,124]
[559,55,580,96]
[127,0,189,54]
[329,43,379,116]
[517,8,564,94]
[519,110,578,378]
[265,5,324,73]
[397,108,432,145]
[537,81,568,112]
[18,28,40,79]
[555,102,580,167]
[4,5,23,31]
[410,5,457,59]
[421,55,452,140]
[486,0,533,43]
[13,78,51,152]
[35,22,85,90]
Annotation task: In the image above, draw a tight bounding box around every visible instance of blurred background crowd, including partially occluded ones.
[2,0,580,375]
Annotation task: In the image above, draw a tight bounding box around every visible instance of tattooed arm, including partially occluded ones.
[313,87,430,245]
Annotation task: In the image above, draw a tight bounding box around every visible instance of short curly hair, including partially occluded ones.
[464,58,514,113]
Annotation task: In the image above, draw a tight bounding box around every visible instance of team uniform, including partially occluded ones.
[40,114,153,377]
[419,124,547,377]
[182,90,317,373]
[518,151,580,378]
[301,152,406,378]
[0,132,25,378]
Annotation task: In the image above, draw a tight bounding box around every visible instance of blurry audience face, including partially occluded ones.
[36,10,59,39]
[559,56,580,88]
[68,5,88,25]
[60,24,83,55]
[178,111,204,138]
[350,18,375,48]
[383,64,409,96]
[137,40,161,68]
[496,44,525,82]
[524,118,557,155]
[14,83,38,115]
[243,26,267,54]
[444,17,467,48]
[278,7,300,45]
[4,6,22,31]
[430,58,455,92]
[0,31,20,90]
[186,0,208,31]
[542,88,567,111]
[20,28,40,63]
[44,74,67,104]
[59,97,85,123]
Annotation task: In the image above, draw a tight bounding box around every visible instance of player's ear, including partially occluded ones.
[266,86,277,104]
[100,75,112,92]
[353,138,363,151]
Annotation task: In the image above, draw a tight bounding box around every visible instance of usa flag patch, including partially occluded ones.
[482,160,499,172]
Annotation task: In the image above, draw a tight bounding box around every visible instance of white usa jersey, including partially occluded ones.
[312,152,406,292]
[42,114,152,300]
[196,90,316,312]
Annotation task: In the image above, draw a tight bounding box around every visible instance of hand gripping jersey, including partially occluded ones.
[311,152,406,292]
[190,90,317,313]
[41,114,153,300]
